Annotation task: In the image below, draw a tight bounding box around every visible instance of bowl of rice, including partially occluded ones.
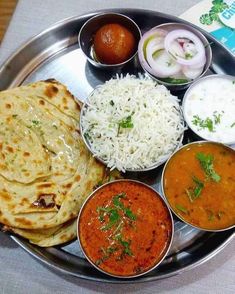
[80,75,185,172]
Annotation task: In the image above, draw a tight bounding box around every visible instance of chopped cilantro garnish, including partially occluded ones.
[118,237,133,256]
[124,207,137,220]
[112,193,126,209]
[192,111,224,132]
[213,112,221,124]
[185,53,193,59]
[101,209,120,231]
[95,246,118,265]
[196,152,221,182]
[98,193,136,231]
[185,176,204,202]
[96,192,136,262]
[118,115,134,129]
[192,115,214,132]
[175,204,188,214]
[161,77,189,84]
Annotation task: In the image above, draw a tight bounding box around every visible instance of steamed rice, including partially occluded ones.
[81,75,184,172]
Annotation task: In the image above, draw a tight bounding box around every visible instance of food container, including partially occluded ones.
[78,13,141,70]
[161,141,235,232]
[138,22,212,91]
[182,74,235,145]
[80,76,185,173]
[77,179,174,278]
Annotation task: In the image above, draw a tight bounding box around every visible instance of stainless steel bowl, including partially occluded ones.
[78,13,141,70]
[182,74,235,146]
[161,140,235,232]
[77,179,174,279]
[138,22,212,92]
[80,83,185,173]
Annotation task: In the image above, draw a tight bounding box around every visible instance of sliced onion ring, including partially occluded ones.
[138,29,168,77]
[164,29,206,66]
[147,51,182,78]
[146,41,182,78]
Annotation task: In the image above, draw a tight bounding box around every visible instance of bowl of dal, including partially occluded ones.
[161,141,235,231]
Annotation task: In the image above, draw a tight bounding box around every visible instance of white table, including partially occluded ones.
[0,1,234,293]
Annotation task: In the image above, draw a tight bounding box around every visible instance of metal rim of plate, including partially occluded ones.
[0,8,234,283]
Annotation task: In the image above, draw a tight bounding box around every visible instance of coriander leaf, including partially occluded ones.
[194,185,203,198]
[185,53,193,59]
[110,100,114,106]
[175,204,188,214]
[211,172,221,182]
[192,115,201,126]
[196,152,221,182]
[106,246,118,254]
[161,77,189,84]
[112,193,137,220]
[192,115,214,132]
[204,117,214,132]
[117,236,133,256]
[113,193,126,209]
[185,176,204,202]
[124,246,133,256]
[213,112,222,124]
[101,210,120,231]
[124,208,137,220]
[118,115,134,129]
[109,209,120,223]
[192,175,204,187]
[95,246,118,265]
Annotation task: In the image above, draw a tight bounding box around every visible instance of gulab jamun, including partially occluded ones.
[93,23,136,64]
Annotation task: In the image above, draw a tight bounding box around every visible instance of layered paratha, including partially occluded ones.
[0,80,107,246]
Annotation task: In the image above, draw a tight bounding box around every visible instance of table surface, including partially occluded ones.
[0,1,234,293]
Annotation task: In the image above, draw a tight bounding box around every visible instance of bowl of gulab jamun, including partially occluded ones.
[78,12,141,69]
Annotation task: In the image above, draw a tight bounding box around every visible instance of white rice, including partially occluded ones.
[81,75,184,172]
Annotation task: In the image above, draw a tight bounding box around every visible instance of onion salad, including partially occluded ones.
[138,28,207,84]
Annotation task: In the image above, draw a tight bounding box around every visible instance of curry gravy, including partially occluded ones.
[78,180,172,277]
[163,142,235,230]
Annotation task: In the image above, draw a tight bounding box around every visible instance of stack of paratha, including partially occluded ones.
[0,79,108,247]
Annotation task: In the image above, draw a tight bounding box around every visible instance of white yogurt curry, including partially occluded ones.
[183,75,235,144]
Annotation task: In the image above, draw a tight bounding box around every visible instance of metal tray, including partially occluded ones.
[0,8,234,283]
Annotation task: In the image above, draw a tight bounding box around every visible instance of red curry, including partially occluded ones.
[163,142,235,230]
[78,180,172,277]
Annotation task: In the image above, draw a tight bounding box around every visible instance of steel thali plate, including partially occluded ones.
[0,8,234,283]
